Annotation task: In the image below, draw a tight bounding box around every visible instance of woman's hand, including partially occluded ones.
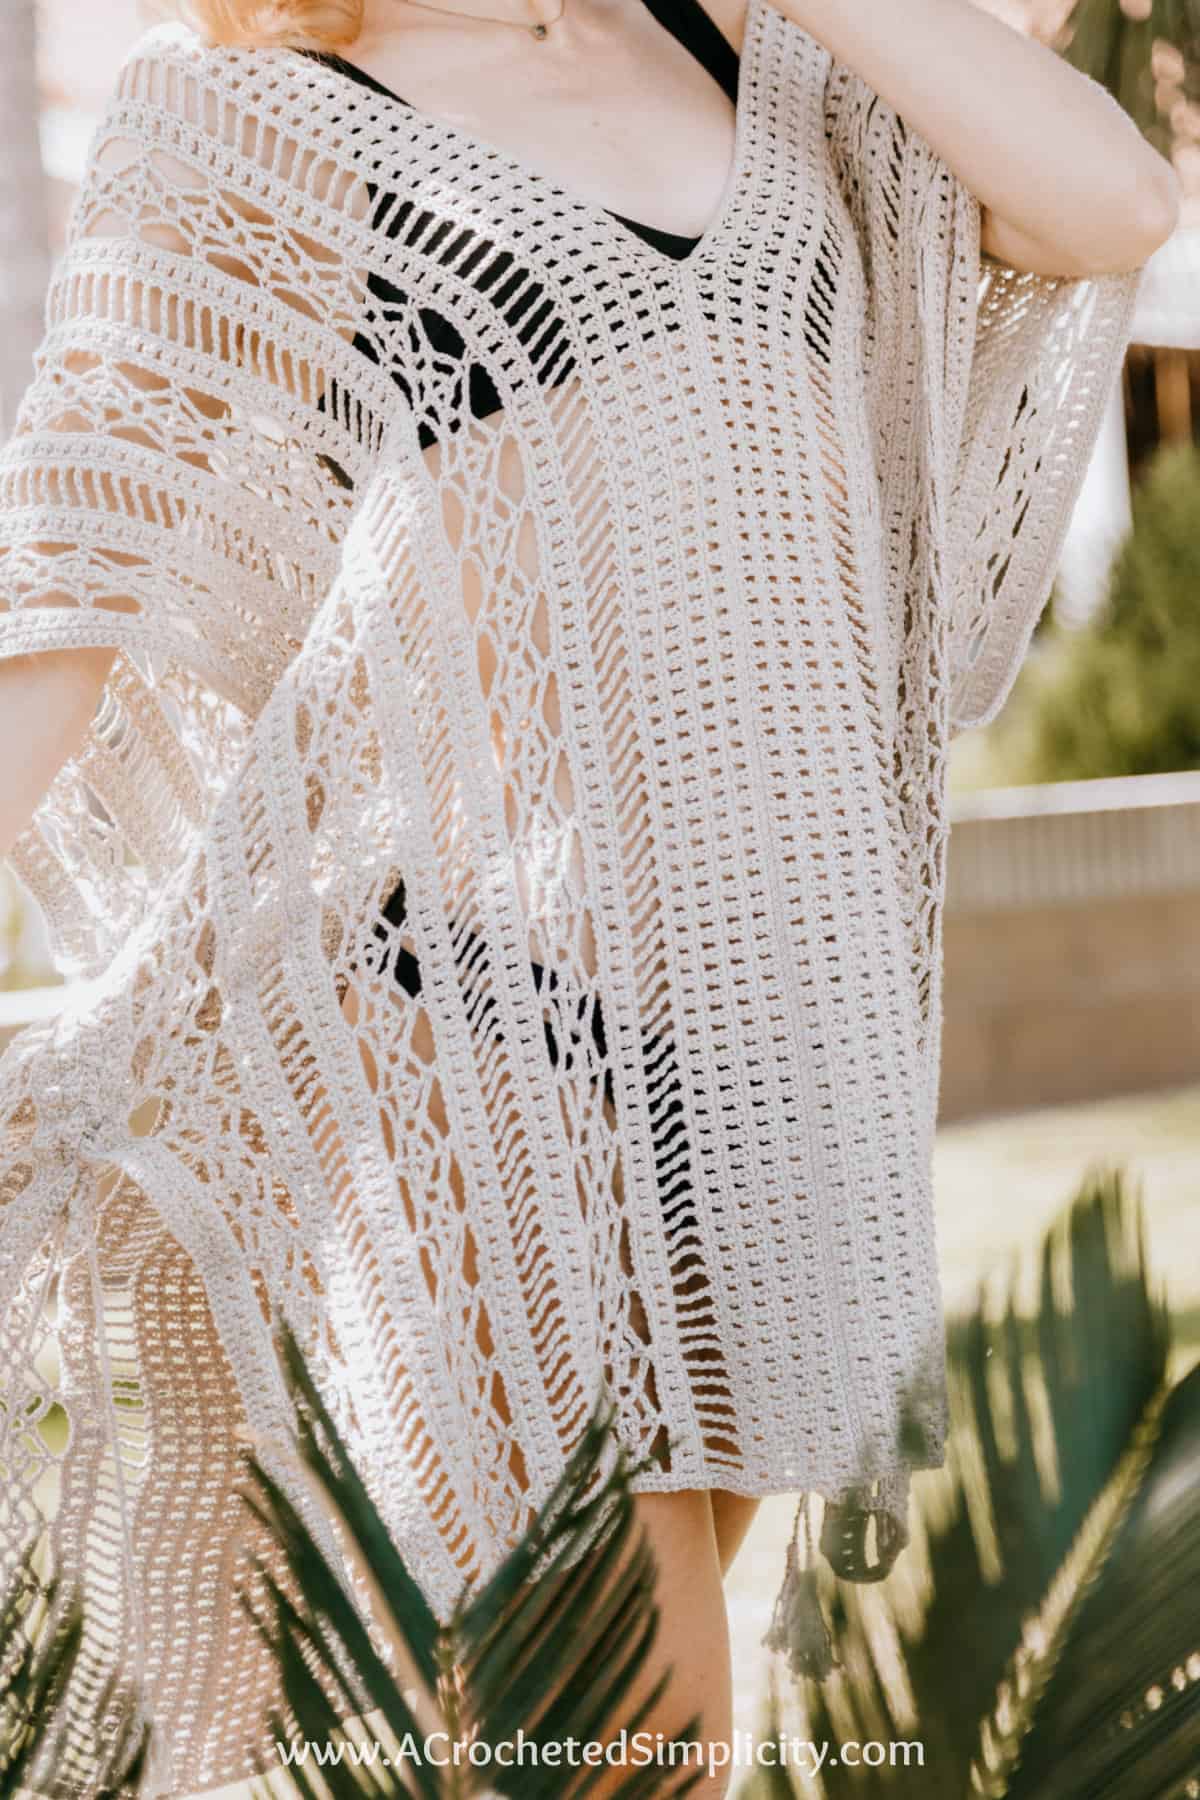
[782,0,1182,277]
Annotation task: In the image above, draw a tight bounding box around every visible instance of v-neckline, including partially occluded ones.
[299,0,765,279]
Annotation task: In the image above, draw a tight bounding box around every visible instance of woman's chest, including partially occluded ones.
[336,9,840,447]
[345,0,746,243]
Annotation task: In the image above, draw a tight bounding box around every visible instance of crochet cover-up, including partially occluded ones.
[0,6,1144,1792]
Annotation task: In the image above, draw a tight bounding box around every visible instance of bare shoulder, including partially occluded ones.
[699,0,750,56]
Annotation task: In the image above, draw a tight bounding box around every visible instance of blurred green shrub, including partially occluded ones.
[1016,441,1200,783]
[1057,0,1200,160]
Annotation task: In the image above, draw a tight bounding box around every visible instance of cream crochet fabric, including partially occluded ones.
[0,7,1143,1792]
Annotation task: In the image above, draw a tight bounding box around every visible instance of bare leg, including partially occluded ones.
[710,1489,763,1577]
[562,1486,735,1800]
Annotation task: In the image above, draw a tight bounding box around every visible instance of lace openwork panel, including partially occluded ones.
[0,4,1142,1791]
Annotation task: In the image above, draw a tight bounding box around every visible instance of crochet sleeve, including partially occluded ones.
[822,54,1145,737]
[0,24,370,979]
[0,33,396,1787]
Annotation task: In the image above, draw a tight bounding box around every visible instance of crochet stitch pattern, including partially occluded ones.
[0,5,1143,1791]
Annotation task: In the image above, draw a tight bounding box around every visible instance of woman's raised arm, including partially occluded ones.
[788,0,1180,277]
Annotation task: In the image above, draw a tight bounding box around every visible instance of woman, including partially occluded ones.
[0,0,1175,1790]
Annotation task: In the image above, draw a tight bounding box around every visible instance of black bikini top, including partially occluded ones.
[300,0,741,455]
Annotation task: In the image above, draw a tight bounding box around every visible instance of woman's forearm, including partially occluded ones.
[0,647,116,859]
[783,0,1181,275]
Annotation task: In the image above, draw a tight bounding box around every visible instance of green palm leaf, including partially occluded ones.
[992,1362,1200,1797]
[0,1545,152,1796]
[236,1314,709,1798]
[741,1165,1196,1799]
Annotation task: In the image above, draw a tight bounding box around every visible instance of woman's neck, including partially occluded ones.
[359,0,573,38]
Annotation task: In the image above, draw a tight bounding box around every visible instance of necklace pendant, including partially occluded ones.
[531,20,547,36]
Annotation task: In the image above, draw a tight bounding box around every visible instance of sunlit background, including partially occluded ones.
[3,0,1199,1790]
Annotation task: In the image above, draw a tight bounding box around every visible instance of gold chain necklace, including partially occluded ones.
[391,0,565,38]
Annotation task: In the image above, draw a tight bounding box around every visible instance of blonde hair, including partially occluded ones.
[174,0,364,47]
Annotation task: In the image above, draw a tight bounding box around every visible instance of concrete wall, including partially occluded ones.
[940,770,1200,1123]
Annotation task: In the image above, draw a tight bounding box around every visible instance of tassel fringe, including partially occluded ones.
[760,1491,839,1683]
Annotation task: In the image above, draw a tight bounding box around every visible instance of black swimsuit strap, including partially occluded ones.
[640,0,740,105]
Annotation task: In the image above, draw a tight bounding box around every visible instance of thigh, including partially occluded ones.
[709,1489,762,1577]
[579,1486,733,1797]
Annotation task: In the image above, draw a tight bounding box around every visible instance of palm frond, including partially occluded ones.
[0,1546,152,1796]
[0,1563,78,1798]
[237,1313,709,1798]
[744,1163,1183,1798]
[994,1362,1200,1798]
